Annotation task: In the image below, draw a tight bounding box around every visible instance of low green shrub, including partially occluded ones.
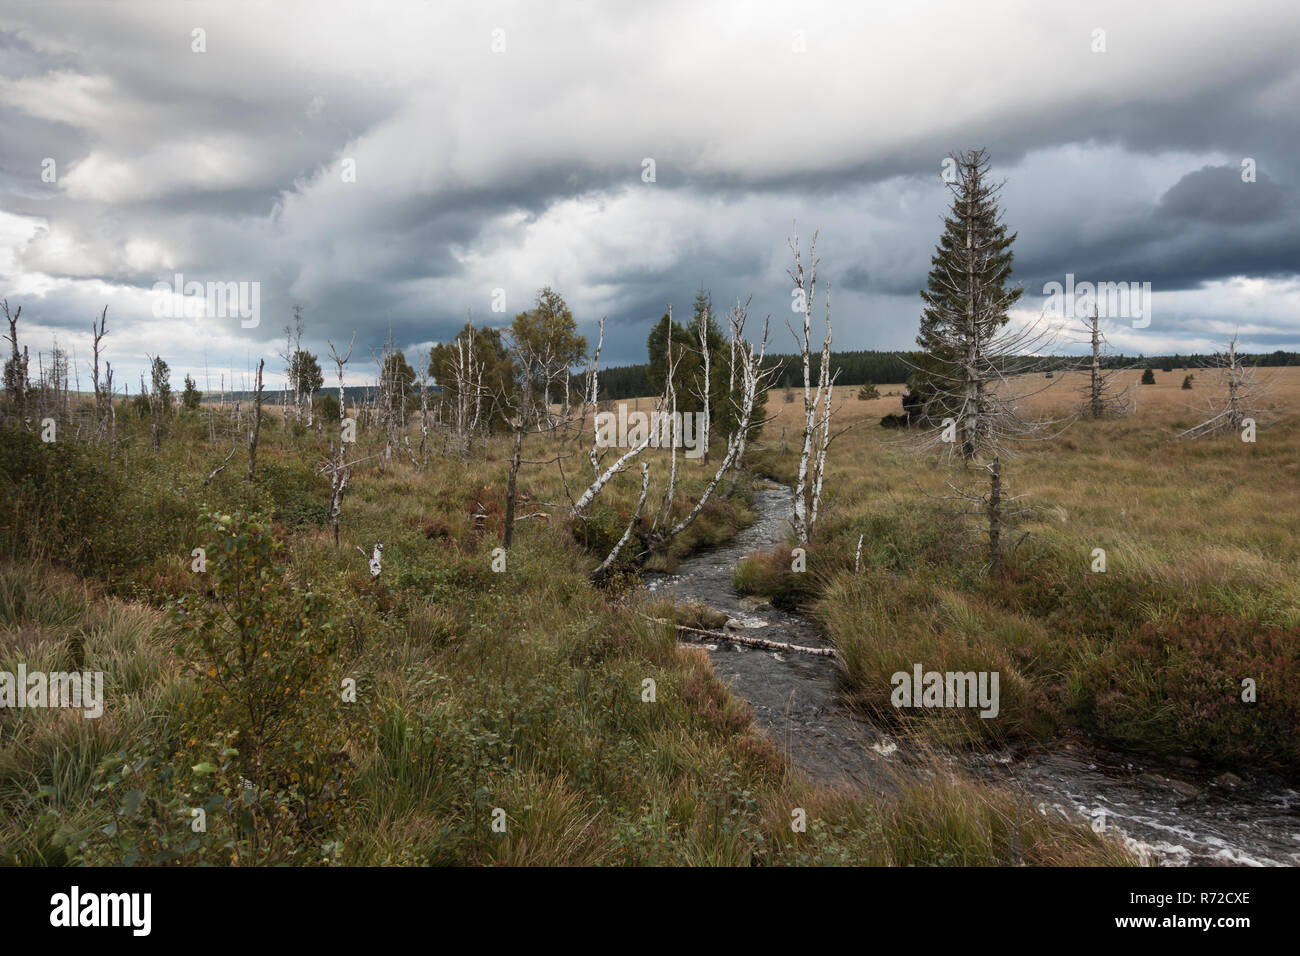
[1086,614,1300,764]
[80,509,368,864]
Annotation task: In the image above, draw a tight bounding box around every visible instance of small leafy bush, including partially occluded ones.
[82,509,368,864]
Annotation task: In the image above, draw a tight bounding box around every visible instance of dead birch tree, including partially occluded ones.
[663,314,774,541]
[325,334,355,547]
[448,320,486,455]
[291,307,305,425]
[722,297,756,495]
[787,227,836,544]
[570,309,682,521]
[416,366,430,464]
[571,385,666,519]
[375,334,400,469]
[651,326,681,533]
[697,300,712,463]
[143,355,164,452]
[590,461,650,579]
[586,306,774,574]
[104,361,116,458]
[586,316,605,476]
[501,369,532,551]
[89,307,108,440]
[245,358,264,481]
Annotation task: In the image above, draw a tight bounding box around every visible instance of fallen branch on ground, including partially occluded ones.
[203,443,237,486]
[639,612,838,658]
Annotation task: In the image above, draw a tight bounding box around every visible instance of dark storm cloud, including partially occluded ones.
[1008,164,1300,298]
[1156,165,1294,225]
[0,0,1297,387]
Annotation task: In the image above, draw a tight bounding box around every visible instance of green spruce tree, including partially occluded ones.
[913,148,1023,445]
[181,374,202,410]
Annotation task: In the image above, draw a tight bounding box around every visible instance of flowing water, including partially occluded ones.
[643,484,1300,867]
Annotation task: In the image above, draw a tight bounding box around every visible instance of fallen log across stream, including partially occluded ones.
[640,612,840,658]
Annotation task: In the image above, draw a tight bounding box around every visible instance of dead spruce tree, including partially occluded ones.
[787,227,837,544]
[39,339,72,429]
[1177,336,1276,441]
[283,307,323,433]
[1078,304,1132,418]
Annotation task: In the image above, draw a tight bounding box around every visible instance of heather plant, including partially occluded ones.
[1088,615,1300,764]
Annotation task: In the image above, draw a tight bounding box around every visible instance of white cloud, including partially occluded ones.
[0,0,1297,387]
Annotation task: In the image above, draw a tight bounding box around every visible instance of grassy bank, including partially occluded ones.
[736,370,1300,767]
[0,405,1127,865]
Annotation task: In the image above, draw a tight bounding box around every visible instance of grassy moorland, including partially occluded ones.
[0,393,1132,866]
[739,367,1300,763]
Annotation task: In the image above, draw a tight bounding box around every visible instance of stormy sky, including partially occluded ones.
[1,0,1298,390]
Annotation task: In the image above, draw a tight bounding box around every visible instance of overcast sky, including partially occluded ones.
[2,0,1298,390]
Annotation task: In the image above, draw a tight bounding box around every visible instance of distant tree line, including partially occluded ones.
[592,350,919,400]
[589,348,1300,399]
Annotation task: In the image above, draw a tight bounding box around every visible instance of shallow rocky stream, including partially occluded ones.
[643,484,1300,867]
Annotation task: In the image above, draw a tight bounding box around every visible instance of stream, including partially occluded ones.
[643,484,1300,867]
